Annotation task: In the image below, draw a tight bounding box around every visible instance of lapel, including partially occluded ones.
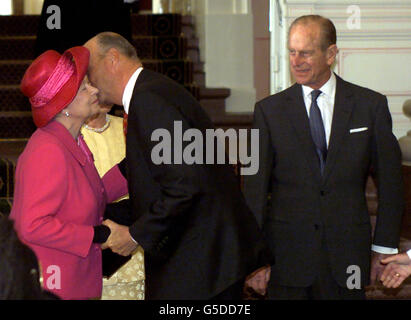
[322,75,355,182]
[284,83,323,183]
[41,121,104,199]
[283,76,355,184]
[41,121,87,166]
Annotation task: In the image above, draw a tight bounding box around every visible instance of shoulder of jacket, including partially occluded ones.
[24,130,66,158]
[338,77,385,101]
[256,85,296,109]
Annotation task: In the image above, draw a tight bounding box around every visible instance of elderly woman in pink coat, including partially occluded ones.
[9,46,128,300]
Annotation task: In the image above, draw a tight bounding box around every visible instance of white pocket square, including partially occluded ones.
[350,127,368,133]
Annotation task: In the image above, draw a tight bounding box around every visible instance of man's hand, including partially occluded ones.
[102,219,138,256]
[244,265,271,296]
[101,241,109,250]
[370,251,395,285]
[380,253,411,288]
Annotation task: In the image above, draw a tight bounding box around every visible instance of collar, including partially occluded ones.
[122,67,143,115]
[40,121,87,166]
[302,72,336,100]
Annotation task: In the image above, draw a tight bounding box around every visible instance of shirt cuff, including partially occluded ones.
[372,244,398,254]
[406,249,411,260]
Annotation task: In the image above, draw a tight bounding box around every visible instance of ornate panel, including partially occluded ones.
[131,13,182,36]
[133,36,187,60]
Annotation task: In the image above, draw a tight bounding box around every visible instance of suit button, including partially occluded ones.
[314,224,320,230]
[320,190,325,196]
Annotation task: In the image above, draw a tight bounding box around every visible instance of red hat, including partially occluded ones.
[21,46,90,127]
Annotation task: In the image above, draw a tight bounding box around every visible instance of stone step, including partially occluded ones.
[0,15,39,37]
[0,59,194,86]
[181,15,196,39]
[0,83,201,114]
[199,87,231,101]
[0,36,36,60]
[0,14,183,37]
[0,60,31,85]
[0,139,27,161]
[199,87,230,119]
[0,156,17,199]
[0,197,13,217]
[0,111,35,138]
[0,85,30,111]
[186,39,200,63]
[193,61,205,86]
[193,71,205,86]
[186,37,199,49]
[193,61,204,73]
[0,35,188,61]
[211,113,254,131]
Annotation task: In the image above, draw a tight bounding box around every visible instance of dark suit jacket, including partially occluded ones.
[244,74,404,288]
[125,69,273,299]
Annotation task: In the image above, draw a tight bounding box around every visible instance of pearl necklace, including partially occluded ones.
[83,115,111,133]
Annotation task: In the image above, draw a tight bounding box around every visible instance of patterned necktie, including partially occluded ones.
[309,89,327,174]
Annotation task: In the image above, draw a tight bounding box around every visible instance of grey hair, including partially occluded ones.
[289,15,337,51]
[95,32,139,61]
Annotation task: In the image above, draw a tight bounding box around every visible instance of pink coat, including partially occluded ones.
[10,121,128,300]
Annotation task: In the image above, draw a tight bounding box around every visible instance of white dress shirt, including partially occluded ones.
[122,67,143,115]
[301,72,397,255]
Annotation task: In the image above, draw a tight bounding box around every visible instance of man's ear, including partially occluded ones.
[326,44,338,66]
[104,48,120,72]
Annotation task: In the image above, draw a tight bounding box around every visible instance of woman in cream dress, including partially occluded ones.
[81,104,145,300]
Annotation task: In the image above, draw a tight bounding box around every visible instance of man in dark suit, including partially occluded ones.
[244,15,404,299]
[84,32,273,299]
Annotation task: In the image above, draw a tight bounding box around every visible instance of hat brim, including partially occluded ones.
[32,46,90,127]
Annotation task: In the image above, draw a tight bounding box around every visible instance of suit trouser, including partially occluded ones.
[267,225,366,300]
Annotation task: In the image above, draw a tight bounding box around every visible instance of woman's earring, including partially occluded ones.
[64,111,70,117]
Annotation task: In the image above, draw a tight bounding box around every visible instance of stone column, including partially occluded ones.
[23,0,43,14]
[152,0,192,14]
[192,0,256,113]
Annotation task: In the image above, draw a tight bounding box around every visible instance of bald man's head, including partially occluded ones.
[85,32,139,61]
[83,32,141,106]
